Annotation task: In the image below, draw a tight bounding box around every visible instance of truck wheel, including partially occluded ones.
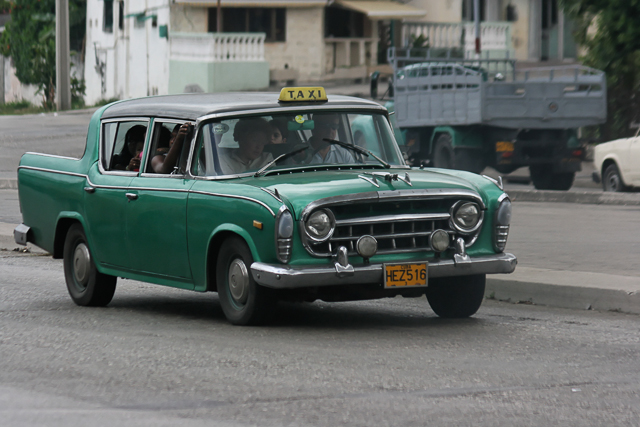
[216,236,277,325]
[63,223,117,306]
[426,274,486,318]
[529,165,575,191]
[432,134,454,169]
[603,163,626,192]
[432,134,485,173]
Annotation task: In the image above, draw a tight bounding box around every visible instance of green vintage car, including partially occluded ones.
[15,87,516,325]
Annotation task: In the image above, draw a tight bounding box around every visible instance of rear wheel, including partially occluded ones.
[63,223,117,306]
[603,163,626,192]
[216,236,277,325]
[529,165,575,191]
[426,274,486,318]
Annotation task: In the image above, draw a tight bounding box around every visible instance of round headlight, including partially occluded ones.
[305,210,334,241]
[496,198,512,226]
[356,235,378,259]
[452,202,480,232]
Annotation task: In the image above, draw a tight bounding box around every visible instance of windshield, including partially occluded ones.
[190,111,404,177]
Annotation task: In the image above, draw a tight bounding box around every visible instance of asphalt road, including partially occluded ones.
[1,253,640,426]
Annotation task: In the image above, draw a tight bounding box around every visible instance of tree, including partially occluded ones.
[561,0,640,141]
[0,0,86,109]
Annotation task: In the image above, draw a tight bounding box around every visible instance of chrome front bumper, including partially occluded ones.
[251,252,517,289]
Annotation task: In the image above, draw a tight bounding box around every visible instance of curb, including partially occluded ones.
[486,267,640,315]
[506,189,640,206]
[486,278,640,315]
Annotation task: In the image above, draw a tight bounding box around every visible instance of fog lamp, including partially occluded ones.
[430,229,450,252]
[356,235,378,259]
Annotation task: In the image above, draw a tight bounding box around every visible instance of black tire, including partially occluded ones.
[426,274,486,318]
[432,134,454,169]
[529,165,575,191]
[432,134,485,173]
[216,236,277,325]
[63,223,117,306]
[602,163,626,192]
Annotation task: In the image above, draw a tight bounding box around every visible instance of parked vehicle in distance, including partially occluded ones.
[592,132,640,192]
[373,46,607,191]
[14,88,516,325]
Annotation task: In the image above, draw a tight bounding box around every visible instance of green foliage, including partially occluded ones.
[0,0,86,109]
[0,99,46,115]
[561,0,640,140]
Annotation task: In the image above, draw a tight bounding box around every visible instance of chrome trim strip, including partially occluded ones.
[16,166,275,216]
[24,152,80,161]
[17,165,86,178]
[196,104,387,124]
[251,253,517,289]
[335,212,450,226]
[301,188,486,221]
[190,190,275,216]
[261,187,283,203]
[497,193,509,203]
[358,174,380,187]
[482,175,504,191]
[98,117,151,176]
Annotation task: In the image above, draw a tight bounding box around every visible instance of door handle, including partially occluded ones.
[125,193,138,201]
[84,186,95,193]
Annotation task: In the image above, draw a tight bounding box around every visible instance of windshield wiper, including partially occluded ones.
[323,138,391,169]
[254,145,310,177]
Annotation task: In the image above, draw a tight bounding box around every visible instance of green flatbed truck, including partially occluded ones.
[375,48,607,190]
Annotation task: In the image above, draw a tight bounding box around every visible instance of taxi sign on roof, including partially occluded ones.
[279,87,327,102]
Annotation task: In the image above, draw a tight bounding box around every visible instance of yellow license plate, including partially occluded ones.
[496,141,514,152]
[384,263,427,288]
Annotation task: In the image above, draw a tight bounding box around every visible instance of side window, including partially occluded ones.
[145,121,194,174]
[101,121,148,172]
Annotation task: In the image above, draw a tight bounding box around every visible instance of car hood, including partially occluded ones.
[240,167,490,218]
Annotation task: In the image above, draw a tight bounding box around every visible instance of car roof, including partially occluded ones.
[101,92,386,121]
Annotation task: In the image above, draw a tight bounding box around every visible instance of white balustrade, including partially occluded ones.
[402,22,512,54]
[170,32,265,62]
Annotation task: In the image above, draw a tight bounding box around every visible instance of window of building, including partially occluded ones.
[118,1,124,31]
[325,6,364,38]
[461,0,485,22]
[207,7,286,42]
[103,0,114,33]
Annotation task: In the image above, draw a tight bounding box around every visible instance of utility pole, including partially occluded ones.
[0,55,5,105]
[55,0,71,110]
[474,0,481,56]
[217,0,222,32]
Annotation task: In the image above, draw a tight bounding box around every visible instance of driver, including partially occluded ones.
[219,118,273,174]
[308,114,355,164]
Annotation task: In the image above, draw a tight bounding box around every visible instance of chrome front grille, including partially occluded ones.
[300,190,485,258]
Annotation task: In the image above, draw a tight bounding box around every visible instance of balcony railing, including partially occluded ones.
[170,32,265,62]
[402,22,513,57]
[324,37,376,77]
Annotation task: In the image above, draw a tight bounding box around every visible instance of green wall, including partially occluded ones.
[169,61,269,94]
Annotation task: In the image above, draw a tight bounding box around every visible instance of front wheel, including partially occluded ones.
[216,236,277,325]
[426,274,486,318]
[63,223,117,306]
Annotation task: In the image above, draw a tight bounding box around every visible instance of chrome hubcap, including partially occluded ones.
[73,243,91,286]
[228,258,249,305]
[607,174,619,191]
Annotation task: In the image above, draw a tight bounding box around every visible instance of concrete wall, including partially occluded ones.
[85,0,172,105]
[264,7,325,81]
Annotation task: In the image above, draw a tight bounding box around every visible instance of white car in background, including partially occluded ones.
[593,132,640,192]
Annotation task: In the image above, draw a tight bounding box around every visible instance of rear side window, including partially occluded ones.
[101,121,148,171]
